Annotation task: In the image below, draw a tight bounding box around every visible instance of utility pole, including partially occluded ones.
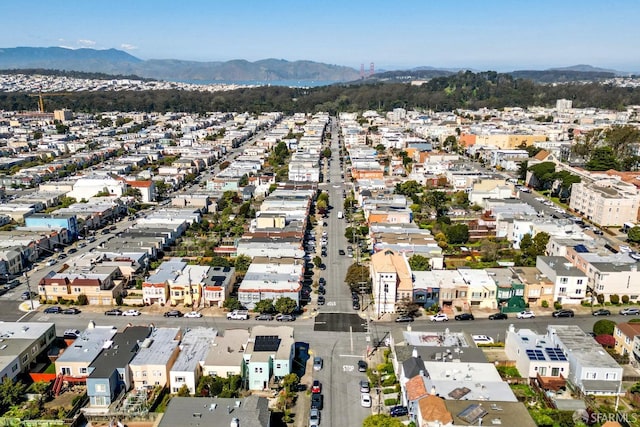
[24,271,34,311]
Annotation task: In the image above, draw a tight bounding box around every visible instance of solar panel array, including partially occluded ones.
[526,349,545,361]
[254,335,281,352]
[545,347,567,361]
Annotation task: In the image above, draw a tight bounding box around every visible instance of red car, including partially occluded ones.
[312,380,322,394]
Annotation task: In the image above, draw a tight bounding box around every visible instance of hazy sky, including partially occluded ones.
[3,0,639,71]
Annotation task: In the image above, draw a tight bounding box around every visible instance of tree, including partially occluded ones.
[424,190,448,217]
[628,226,640,243]
[585,146,620,171]
[176,384,191,396]
[517,160,528,181]
[345,263,370,290]
[445,224,469,245]
[593,319,616,336]
[275,297,297,314]
[321,147,332,158]
[223,298,242,311]
[313,256,322,268]
[395,180,423,204]
[396,298,421,317]
[480,240,500,262]
[408,255,431,271]
[77,294,88,305]
[254,299,275,314]
[281,373,299,393]
[363,414,404,427]
[527,162,556,190]
[234,254,252,272]
[0,378,26,412]
[209,256,231,267]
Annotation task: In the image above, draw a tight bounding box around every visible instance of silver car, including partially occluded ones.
[313,356,323,371]
[309,408,320,427]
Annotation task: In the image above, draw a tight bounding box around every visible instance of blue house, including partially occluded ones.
[86,326,151,408]
[25,213,79,239]
[412,271,440,309]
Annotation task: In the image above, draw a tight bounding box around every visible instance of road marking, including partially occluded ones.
[339,354,363,358]
[342,365,354,372]
[327,301,336,306]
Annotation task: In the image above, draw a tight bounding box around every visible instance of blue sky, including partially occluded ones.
[3,0,639,71]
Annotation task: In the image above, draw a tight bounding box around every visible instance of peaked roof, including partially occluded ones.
[403,356,426,379]
[406,375,428,401]
[533,149,551,161]
[418,394,453,424]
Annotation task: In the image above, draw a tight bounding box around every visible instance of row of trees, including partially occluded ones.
[572,125,640,171]
[4,71,640,114]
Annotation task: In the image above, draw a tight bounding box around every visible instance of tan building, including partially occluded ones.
[569,177,640,227]
[38,265,125,306]
[613,322,640,357]
[129,328,182,390]
[475,134,546,150]
[55,326,118,378]
[512,266,555,308]
[370,249,412,316]
[202,329,250,379]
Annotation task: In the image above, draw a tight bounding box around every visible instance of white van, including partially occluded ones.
[337,211,343,219]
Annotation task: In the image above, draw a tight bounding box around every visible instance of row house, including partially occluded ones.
[613,322,640,359]
[238,257,303,310]
[38,265,125,306]
[536,256,588,305]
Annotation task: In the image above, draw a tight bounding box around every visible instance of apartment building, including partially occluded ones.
[570,177,640,227]
[370,249,413,315]
[129,328,182,390]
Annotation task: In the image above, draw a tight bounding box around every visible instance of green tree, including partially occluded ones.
[408,255,431,271]
[234,254,252,272]
[209,256,231,267]
[77,294,88,305]
[396,297,421,317]
[275,297,297,314]
[238,174,249,187]
[593,319,616,336]
[517,160,528,181]
[363,414,404,427]
[345,263,370,291]
[424,190,448,218]
[445,224,469,245]
[313,256,322,268]
[321,147,332,158]
[527,162,556,190]
[585,146,620,171]
[176,384,191,396]
[281,373,299,393]
[628,226,640,243]
[254,299,275,314]
[395,180,423,204]
[0,378,26,412]
[223,298,242,311]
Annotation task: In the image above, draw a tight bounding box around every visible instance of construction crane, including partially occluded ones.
[28,90,73,113]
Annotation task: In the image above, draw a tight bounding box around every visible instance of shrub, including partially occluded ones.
[383,387,396,394]
[593,319,616,336]
[384,398,399,406]
[610,294,620,305]
[541,300,549,308]
[623,295,630,304]
[553,302,562,310]
[381,374,397,387]
[76,294,88,305]
[597,294,605,304]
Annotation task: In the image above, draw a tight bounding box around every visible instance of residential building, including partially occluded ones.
[370,249,412,316]
[536,256,588,305]
[238,257,302,310]
[243,326,294,391]
[129,328,182,390]
[202,329,250,379]
[570,177,640,227]
[0,322,56,382]
[547,325,623,395]
[55,325,118,378]
[458,269,497,310]
[158,395,270,427]
[613,322,640,358]
[38,264,126,306]
[202,266,235,308]
[512,266,555,308]
[169,328,218,395]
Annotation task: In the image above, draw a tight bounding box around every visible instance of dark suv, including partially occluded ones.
[105,308,123,316]
[44,306,62,314]
[164,310,183,317]
[311,394,324,410]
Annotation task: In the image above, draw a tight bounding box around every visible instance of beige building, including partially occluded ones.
[613,322,640,357]
[370,249,413,316]
[569,177,640,227]
[38,265,126,306]
[202,329,250,379]
[475,134,546,150]
[129,328,182,390]
[55,326,118,378]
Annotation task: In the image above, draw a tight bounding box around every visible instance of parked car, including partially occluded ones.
[352,301,360,310]
[311,394,324,410]
[226,310,249,320]
[45,259,57,267]
[339,249,346,255]
[319,277,326,286]
[317,295,325,305]
[44,306,61,314]
[592,309,611,316]
[276,314,295,322]
[360,393,372,408]
[360,380,370,393]
[454,313,475,321]
[68,248,77,254]
[313,356,323,371]
[255,313,274,321]
[620,308,640,316]
[312,380,322,394]
[309,408,321,427]
[62,307,81,315]
[57,254,67,260]
[184,311,202,318]
[164,310,183,318]
[122,309,141,316]
[472,335,495,345]
[430,313,449,322]
[3,280,20,290]
[20,291,36,300]
[552,309,574,318]
[358,360,367,372]
[104,308,123,316]
[489,313,509,320]
[390,406,409,417]
[395,315,414,323]
[516,310,535,319]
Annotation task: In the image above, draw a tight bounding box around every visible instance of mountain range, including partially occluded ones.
[0,47,633,84]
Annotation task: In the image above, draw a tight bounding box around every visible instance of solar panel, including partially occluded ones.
[254,335,281,352]
[545,347,567,361]
[526,349,547,361]
[458,404,488,424]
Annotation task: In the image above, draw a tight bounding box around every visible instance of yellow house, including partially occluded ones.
[129,328,182,390]
[614,322,640,357]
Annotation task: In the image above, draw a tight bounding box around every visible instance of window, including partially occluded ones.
[559,287,566,293]
[176,377,185,383]
[586,372,597,379]
[208,371,217,377]
[538,367,546,376]
[551,367,560,376]
[577,279,583,285]
[95,384,106,393]
[21,354,28,363]
[560,278,568,284]
[276,364,281,369]
[605,372,617,380]
[80,368,87,374]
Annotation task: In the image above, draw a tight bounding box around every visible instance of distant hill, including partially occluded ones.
[548,64,620,74]
[0,47,360,83]
[508,69,616,83]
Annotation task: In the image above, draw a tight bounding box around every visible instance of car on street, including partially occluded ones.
[395,315,414,323]
[104,308,123,316]
[184,311,202,318]
[390,406,409,417]
[358,360,367,372]
[44,306,61,314]
[309,408,321,427]
[352,301,360,310]
[68,248,77,254]
[21,291,36,300]
[45,259,57,267]
[516,310,536,319]
[360,380,370,393]
[276,314,295,322]
[122,309,141,316]
[360,393,372,408]
[3,280,20,290]
[317,295,325,305]
[318,286,326,295]
[255,313,274,321]
[339,249,345,255]
[312,380,322,394]
[454,313,475,321]
[552,309,574,318]
[620,308,640,315]
[57,254,67,260]
[62,307,81,315]
[592,309,611,316]
[318,277,326,286]
[313,356,323,371]
[164,310,183,317]
[472,335,495,345]
[430,313,449,322]
[311,394,324,410]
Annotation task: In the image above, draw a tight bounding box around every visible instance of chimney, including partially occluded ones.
[431,386,436,395]
[412,347,418,358]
